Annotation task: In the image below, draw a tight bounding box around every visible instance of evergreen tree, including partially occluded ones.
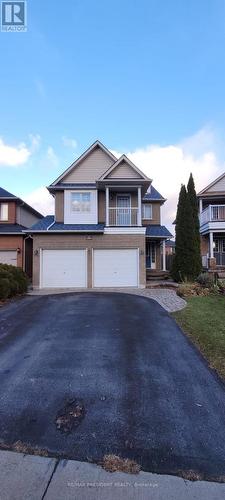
[187,173,202,278]
[172,184,188,281]
[172,174,202,282]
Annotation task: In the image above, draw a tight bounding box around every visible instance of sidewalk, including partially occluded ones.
[0,450,224,500]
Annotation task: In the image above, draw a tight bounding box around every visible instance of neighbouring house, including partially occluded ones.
[198,172,225,270]
[0,187,43,277]
[27,140,172,289]
[161,239,175,271]
[165,240,175,255]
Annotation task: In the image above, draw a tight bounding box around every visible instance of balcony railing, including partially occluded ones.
[108,207,139,226]
[200,204,225,226]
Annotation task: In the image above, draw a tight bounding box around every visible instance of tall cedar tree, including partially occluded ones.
[172,175,202,281]
[172,185,188,281]
[187,173,202,278]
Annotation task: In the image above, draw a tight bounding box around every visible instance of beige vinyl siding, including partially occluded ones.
[98,191,105,223]
[16,206,41,228]
[205,176,225,192]
[106,161,142,179]
[55,191,64,222]
[62,147,115,183]
[32,233,146,289]
[142,202,161,225]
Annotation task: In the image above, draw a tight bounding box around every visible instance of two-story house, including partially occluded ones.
[0,187,43,277]
[27,141,172,289]
[198,172,225,270]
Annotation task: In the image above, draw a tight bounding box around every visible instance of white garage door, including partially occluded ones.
[0,250,17,266]
[93,249,139,287]
[41,249,87,288]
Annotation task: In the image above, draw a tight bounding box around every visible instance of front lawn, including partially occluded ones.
[172,295,225,379]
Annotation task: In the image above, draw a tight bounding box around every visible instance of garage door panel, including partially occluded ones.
[42,250,87,288]
[0,250,17,266]
[93,249,138,287]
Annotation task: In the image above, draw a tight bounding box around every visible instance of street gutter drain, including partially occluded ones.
[55,399,85,433]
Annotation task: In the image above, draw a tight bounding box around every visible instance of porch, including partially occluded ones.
[145,239,168,274]
[201,233,225,269]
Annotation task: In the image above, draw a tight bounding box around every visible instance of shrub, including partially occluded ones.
[0,277,11,300]
[196,272,215,288]
[217,279,225,295]
[0,264,29,301]
[177,282,212,298]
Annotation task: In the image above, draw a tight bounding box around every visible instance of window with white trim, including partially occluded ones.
[71,192,91,213]
[142,203,152,219]
[0,203,8,221]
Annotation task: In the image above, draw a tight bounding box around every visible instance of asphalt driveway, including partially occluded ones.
[0,293,224,480]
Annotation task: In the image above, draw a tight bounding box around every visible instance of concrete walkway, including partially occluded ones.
[0,450,224,500]
[28,287,186,312]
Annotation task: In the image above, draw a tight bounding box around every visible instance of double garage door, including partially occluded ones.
[41,249,139,288]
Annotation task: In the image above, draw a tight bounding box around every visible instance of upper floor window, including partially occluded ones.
[142,203,152,219]
[0,203,8,221]
[71,192,91,213]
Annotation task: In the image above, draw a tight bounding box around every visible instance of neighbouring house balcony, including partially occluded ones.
[199,204,225,232]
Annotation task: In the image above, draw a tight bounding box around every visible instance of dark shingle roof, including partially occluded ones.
[28,216,104,232]
[0,187,17,199]
[29,215,54,230]
[145,225,173,238]
[143,186,165,201]
[50,223,105,232]
[0,223,26,233]
[165,240,175,247]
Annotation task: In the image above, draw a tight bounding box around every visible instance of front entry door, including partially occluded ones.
[146,242,156,269]
[214,238,225,266]
[117,195,131,226]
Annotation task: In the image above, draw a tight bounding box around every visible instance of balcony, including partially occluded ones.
[105,187,142,227]
[108,207,139,226]
[200,204,225,228]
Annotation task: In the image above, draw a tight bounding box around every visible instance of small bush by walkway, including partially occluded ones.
[0,264,29,301]
[172,295,225,379]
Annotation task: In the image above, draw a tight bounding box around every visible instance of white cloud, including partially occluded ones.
[0,138,31,167]
[113,127,225,236]
[62,136,77,149]
[23,187,54,216]
[46,146,59,167]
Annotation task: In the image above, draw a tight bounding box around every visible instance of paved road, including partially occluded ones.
[0,293,224,481]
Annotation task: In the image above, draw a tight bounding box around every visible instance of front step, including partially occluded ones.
[146,270,170,281]
[146,280,178,289]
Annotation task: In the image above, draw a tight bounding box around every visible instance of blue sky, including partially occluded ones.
[1,0,225,228]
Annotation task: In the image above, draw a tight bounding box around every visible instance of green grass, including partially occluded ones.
[172,295,225,379]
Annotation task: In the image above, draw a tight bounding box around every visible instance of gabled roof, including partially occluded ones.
[99,154,151,181]
[0,186,43,218]
[0,187,17,199]
[50,140,117,186]
[197,171,225,196]
[143,186,166,201]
